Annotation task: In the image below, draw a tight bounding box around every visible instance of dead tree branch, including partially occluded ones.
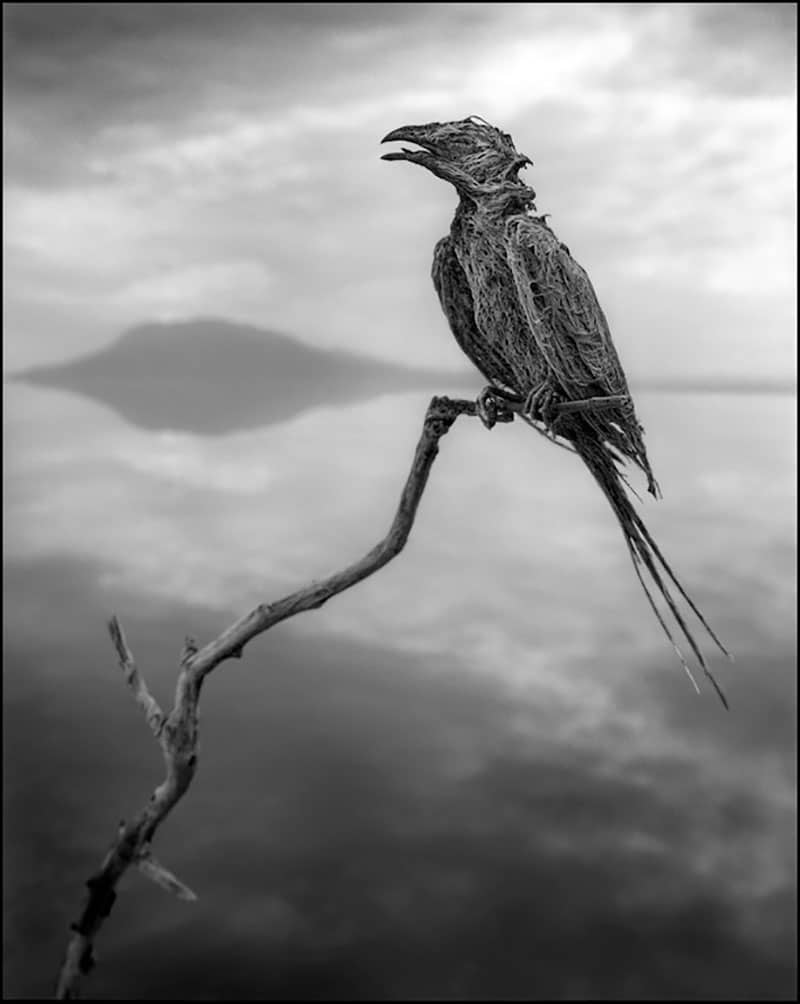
[55,389,587,998]
[55,393,477,999]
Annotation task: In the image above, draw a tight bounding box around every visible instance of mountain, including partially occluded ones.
[11,319,471,435]
[9,319,794,436]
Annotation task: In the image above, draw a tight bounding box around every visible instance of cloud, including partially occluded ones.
[110,262,275,322]
[5,383,795,725]
[3,2,795,376]
[4,551,796,998]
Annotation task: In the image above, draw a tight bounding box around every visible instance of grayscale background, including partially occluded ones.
[3,3,796,999]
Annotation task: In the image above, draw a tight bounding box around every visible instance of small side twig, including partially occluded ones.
[108,616,165,738]
[56,619,200,999]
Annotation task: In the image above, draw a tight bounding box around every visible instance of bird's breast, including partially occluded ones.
[452,229,548,389]
[453,232,511,322]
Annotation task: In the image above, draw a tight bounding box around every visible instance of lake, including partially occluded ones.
[3,384,796,999]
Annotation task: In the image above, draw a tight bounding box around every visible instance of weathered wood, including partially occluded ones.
[108,616,165,738]
[54,387,628,998]
[55,394,478,999]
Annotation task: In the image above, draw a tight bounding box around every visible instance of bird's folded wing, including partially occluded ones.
[504,216,631,401]
[431,235,519,393]
[504,215,660,492]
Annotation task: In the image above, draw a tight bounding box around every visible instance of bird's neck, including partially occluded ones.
[450,197,477,243]
[452,185,535,232]
[455,176,536,213]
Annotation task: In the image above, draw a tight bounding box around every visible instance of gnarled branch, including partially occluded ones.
[55,388,592,998]
[55,393,479,999]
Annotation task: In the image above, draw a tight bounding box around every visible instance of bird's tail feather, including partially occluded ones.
[574,435,731,707]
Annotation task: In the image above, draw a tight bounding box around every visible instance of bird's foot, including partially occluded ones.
[475,386,518,430]
[523,379,564,435]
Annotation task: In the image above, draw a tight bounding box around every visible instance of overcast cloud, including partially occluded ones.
[3,3,796,378]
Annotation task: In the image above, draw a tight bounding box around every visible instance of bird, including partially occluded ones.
[381,115,731,706]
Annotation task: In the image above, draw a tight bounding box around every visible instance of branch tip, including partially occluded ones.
[137,852,198,902]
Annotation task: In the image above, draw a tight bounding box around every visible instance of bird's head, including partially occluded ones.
[381,115,533,194]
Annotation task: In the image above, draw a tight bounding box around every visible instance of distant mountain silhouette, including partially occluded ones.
[11,319,471,435]
[9,320,794,436]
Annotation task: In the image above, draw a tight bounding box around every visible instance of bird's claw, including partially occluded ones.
[523,381,563,435]
[476,387,515,430]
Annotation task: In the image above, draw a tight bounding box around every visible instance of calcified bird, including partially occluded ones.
[382,115,731,705]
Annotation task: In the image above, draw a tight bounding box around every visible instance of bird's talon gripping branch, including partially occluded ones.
[476,386,515,430]
[523,381,563,432]
[476,387,497,429]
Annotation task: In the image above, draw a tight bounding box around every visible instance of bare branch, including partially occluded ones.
[57,389,616,997]
[188,394,477,679]
[556,394,628,414]
[55,393,478,999]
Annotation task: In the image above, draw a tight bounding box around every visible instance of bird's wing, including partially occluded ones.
[504,215,658,493]
[504,215,631,401]
[431,235,519,393]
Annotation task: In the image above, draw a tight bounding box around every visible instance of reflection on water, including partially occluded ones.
[3,387,796,999]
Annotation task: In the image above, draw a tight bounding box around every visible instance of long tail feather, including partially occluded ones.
[626,541,702,696]
[574,436,730,708]
[629,509,733,660]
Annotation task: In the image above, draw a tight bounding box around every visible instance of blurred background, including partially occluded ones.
[3,3,796,999]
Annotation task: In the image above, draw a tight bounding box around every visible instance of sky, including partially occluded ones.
[3,5,797,999]
[3,2,797,379]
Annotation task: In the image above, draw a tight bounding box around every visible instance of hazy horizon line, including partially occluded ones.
[4,314,796,395]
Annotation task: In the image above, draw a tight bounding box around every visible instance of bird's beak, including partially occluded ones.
[381,126,424,145]
[380,123,475,193]
[380,125,437,162]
